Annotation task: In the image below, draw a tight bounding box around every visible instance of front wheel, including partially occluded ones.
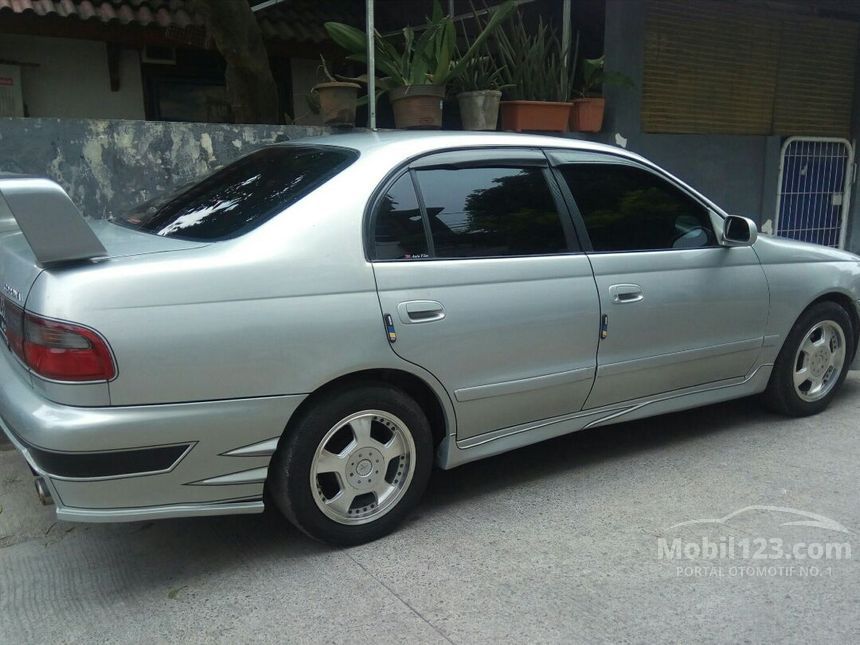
[763,302,854,416]
[267,384,433,546]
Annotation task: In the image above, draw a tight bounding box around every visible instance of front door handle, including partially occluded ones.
[609,283,644,304]
[397,300,446,324]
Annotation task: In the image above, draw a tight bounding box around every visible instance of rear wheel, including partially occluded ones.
[763,302,854,416]
[268,384,433,546]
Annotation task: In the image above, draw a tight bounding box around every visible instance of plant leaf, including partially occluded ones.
[412,23,440,84]
[432,19,455,83]
[430,0,443,24]
[448,0,516,83]
[401,26,414,77]
[324,22,367,55]
[167,586,188,600]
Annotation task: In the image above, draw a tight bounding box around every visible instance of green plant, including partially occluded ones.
[575,54,634,97]
[495,11,577,102]
[452,51,504,94]
[324,0,514,92]
[451,4,510,94]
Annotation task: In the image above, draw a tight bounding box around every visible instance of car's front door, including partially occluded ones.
[549,151,770,409]
[370,149,600,440]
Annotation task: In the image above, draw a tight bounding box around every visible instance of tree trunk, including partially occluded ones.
[191,0,279,124]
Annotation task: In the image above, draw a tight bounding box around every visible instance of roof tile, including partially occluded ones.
[0,0,363,44]
[76,1,94,20]
[136,5,152,25]
[57,0,75,18]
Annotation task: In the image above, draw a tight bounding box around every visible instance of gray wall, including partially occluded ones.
[601,0,793,233]
[0,118,329,219]
[602,0,860,250]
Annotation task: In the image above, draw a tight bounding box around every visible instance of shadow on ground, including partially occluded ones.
[431,376,860,503]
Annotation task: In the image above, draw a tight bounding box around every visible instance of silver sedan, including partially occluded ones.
[1,131,858,545]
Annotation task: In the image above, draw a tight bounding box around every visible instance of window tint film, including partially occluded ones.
[414,167,567,258]
[113,146,357,241]
[373,174,429,260]
[559,163,715,252]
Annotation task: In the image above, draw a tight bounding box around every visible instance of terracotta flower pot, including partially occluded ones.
[313,81,360,127]
[457,90,502,131]
[389,85,445,129]
[499,100,571,133]
[569,97,605,133]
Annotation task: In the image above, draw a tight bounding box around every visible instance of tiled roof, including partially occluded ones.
[258,2,361,43]
[0,0,362,44]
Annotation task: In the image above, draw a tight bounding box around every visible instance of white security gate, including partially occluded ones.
[774,137,855,248]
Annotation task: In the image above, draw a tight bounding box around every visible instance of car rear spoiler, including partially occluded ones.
[0,174,107,266]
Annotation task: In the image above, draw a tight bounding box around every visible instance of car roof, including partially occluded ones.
[282,129,730,219]
[287,129,644,163]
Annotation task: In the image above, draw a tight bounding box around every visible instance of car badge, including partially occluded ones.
[2,282,21,302]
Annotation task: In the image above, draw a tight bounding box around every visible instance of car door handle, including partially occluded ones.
[397,300,446,324]
[609,283,644,304]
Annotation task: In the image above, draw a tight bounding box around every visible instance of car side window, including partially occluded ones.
[373,173,429,260]
[413,166,568,258]
[558,163,716,252]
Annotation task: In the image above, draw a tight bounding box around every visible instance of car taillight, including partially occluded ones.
[1,295,25,359]
[22,313,116,381]
[2,294,115,381]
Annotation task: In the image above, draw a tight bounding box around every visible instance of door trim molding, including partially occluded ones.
[596,337,763,377]
[440,363,773,469]
[454,365,595,402]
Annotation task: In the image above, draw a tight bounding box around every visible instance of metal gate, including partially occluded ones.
[774,137,855,248]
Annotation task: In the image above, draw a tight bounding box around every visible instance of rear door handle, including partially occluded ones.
[609,283,644,304]
[397,300,446,324]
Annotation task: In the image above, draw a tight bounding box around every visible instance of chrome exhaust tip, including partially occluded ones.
[34,477,53,506]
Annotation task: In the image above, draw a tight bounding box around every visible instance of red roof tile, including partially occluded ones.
[0,0,362,44]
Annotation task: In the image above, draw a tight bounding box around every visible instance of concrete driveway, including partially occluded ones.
[2,376,859,644]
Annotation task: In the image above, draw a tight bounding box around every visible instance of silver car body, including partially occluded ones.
[1,131,859,523]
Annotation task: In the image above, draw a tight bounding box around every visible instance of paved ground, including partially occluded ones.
[1,376,859,644]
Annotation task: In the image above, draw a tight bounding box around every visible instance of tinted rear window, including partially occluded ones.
[112,146,357,241]
[415,166,568,258]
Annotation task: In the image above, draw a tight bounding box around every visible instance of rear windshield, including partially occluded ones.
[111,145,358,241]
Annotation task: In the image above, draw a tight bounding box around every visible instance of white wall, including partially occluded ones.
[0,35,145,120]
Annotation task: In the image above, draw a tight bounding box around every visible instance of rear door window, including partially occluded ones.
[113,145,357,241]
[414,166,569,258]
[373,173,429,260]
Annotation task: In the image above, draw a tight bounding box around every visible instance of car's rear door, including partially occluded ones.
[547,150,770,409]
[370,148,601,440]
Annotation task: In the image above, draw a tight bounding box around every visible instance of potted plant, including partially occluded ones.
[569,54,633,132]
[311,56,360,127]
[325,1,514,129]
[495,12,572,133]
[451,8,510,131]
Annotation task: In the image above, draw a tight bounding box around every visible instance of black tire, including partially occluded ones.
[763,301,854,417]
[267,383,433,546]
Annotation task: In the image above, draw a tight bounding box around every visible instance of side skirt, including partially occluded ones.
[437,364,773,470]
[56,499,264,523]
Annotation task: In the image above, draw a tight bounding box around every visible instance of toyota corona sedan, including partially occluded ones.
[1,131,858,545]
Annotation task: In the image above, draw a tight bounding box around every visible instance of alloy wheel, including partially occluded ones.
[792,320,846,402]
[310,410,415,525]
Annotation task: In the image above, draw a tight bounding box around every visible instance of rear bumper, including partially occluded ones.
[0,343,305,522]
